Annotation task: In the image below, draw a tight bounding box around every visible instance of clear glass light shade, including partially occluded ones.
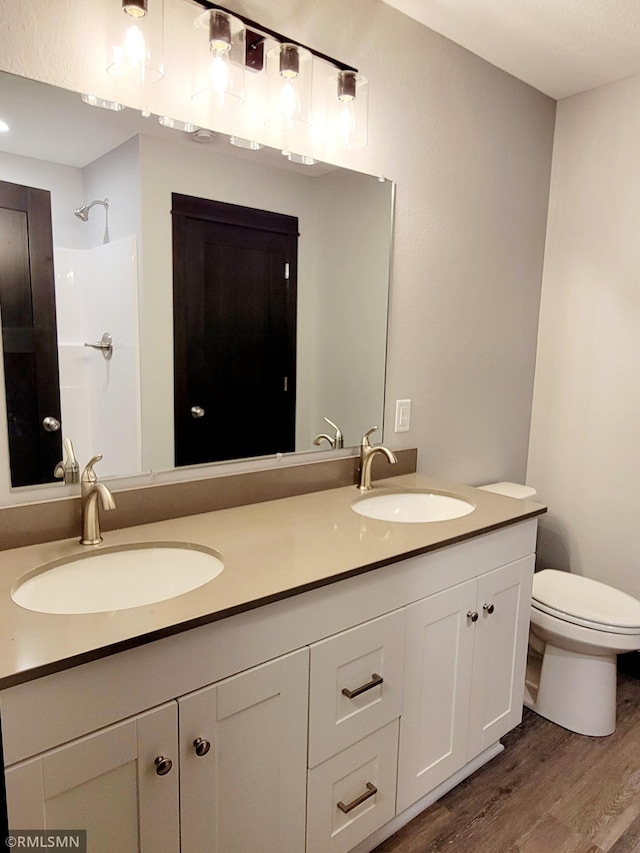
[265,43,313,135]
[327,71,368,150]
[107,0,165,85]
[192,10,245,112]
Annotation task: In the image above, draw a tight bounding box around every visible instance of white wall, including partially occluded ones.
[0,0,555,503]
[527,74,640,597]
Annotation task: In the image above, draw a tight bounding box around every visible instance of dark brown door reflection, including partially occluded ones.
[0,179,62,487]
[172,194,298,466]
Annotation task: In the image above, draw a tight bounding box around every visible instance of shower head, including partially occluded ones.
[74,198,109,221]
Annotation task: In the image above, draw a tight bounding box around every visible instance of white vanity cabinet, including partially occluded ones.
[397,556,533,812]
[179,648,309,853]
[5,703,180,853]
[1,518,539,853]
[4,651,309,853]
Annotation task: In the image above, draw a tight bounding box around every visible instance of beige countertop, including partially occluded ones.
[0,473,545,690]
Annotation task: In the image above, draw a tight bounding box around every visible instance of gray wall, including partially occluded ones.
[528,74,640,596]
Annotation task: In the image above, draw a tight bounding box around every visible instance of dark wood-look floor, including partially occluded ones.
[374,671,640,853]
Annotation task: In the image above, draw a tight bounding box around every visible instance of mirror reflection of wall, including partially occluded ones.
[0,71,393,495]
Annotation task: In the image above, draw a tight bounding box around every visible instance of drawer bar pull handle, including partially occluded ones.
[337,782,378,814]
[342,673,383,699]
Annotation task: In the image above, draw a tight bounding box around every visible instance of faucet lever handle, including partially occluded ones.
[361,426,378,447]
[82,454,104,484]
[323,418,344,449]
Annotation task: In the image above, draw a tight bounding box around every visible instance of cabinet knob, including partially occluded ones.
[483,603,495,615]
[190,406,205,418]
[193,737,211,757]
[467,610,479,623]
[154,755,173,776]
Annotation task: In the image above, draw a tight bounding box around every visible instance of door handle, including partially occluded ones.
[43,416,61,432]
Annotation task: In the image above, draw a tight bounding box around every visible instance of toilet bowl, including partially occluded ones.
[478,482,640,737]
[525,570,640,736]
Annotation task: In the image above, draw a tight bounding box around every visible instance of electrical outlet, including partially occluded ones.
[395,399,411,433]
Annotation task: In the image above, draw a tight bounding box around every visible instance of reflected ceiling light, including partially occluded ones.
[81,94,126,111]
[0,119,9,133]
[286,152,317,166]
[108,0,165,85]
[192,9,245,111]
[329,70,368,150]
[159,116,199,132]
[229,136,264,150]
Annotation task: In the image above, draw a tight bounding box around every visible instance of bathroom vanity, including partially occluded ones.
[0,474,544,853]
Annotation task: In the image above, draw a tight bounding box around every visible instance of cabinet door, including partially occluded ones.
[179,647,308,853]
[467,556,534,758]
[396,580,477,813]
[5,702,179,853]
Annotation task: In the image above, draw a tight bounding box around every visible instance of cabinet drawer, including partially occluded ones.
[308,609,404,766]
[306,720,399,853]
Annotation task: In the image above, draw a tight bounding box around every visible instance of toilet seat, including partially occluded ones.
[532,570,640,635]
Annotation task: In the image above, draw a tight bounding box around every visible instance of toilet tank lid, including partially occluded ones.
[477,482,537,499]
[533,569,640,628]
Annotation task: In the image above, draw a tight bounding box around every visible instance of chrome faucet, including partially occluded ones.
[313,417,344,450]
[80,455,116,545]
[358,427,398,491]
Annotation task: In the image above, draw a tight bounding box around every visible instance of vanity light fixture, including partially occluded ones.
[108,0,165,86]
[192,8,245,111]
[265,43,313,137]
[329,70,369,150]
[189,1,368,148]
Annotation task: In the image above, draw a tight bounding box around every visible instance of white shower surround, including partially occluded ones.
[55,237,141,478]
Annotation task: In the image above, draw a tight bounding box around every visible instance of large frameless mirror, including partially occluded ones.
[0,70,393,491]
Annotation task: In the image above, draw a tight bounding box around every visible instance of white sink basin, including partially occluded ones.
[351,491,475,523]
[11,542,224,615]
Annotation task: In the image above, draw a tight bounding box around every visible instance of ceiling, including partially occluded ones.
[381,0,640,100]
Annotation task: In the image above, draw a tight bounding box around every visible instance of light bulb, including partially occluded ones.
[210,50,231,94]
[123,22,147,70]
[281,79,299,129]
[338,101,357,148]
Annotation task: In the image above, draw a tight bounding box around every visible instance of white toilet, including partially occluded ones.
[479,482,640,737]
